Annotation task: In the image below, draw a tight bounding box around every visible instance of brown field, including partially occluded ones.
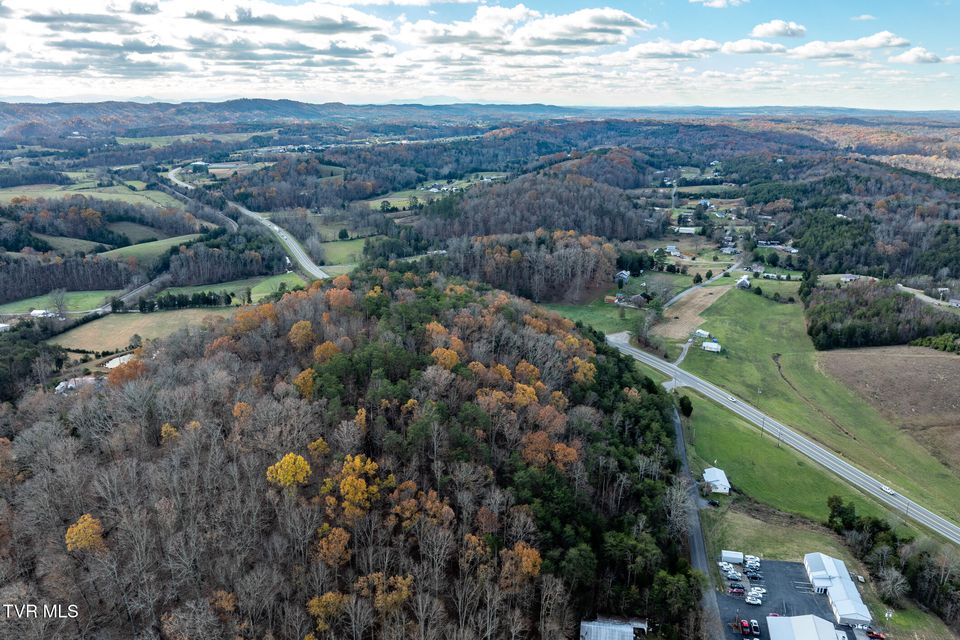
[819,346,960,469]
[652,285,731,339]
[50,308,236,351]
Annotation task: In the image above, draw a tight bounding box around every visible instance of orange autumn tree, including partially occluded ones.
[499,541,542,591]
[293,369,315,398]
[321,454,390,522]
[431,347,459,370]
[107,359,146,387]
[306,591,348,632]
[313,340,340,363]
[316,526,351,568]
[355,573,414,616]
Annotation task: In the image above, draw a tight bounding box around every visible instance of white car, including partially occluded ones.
[880,485,896,495]
[745,596,762,605]
[749,587,767,595]
[745,555,759,561]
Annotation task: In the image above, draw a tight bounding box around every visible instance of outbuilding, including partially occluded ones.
[766,614,842,640]
[579,618,648,639]
[702,467,730,494]
[804,552,872,627]
[0,323,10,333]
[694,329,710,339]
[701,341,721,353]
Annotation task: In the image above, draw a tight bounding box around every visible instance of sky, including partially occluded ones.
[0,0,958,109]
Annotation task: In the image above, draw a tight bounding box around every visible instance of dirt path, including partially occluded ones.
[653,285,732,340]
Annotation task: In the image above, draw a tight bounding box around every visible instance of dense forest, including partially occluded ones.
[804,281,960,349]
[0,269,704,639]
[442,230,616,302]
[0,254,133,304]
[161,224,289,286]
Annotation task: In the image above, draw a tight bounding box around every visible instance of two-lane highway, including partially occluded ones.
[168,166,329,280]
[606,331,960,546]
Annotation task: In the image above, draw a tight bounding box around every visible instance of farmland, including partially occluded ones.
[320,236,377,264]
[161,272,306,302]
[681,284,960,521]
[819,346,960,470]
[50,308,236,352]
[116,130,277,147]
[0,289,122,315]
[100,234,202,260]
[0,183,183,208]
[653,285,731,340]
[106,221,169,242]
[31,232,106,253]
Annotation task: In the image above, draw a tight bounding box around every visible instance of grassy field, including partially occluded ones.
[542,298,644,335]
[321,264,355,276]
[681,285,960,526]
[365,173,507,210]
[321,237,378,264]
[32,232,107,253]
[101,234,201,260]
[106,221,169,243]
[0,290,122,315]
[51,308,236,351]
[162,273,306,302]
[0,184,183,208]
[684,390,883,522]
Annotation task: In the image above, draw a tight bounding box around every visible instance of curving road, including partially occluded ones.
[169,166,328,280]
[606,331,960,546]
[227,200,330,280]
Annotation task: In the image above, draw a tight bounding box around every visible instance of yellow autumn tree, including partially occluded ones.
[355,573,414,615]
[65,513,105,552]
[293,369,315,399]
[266,453,312,488]
[160,423,179,445]
[306,591,348,632]
[288,320,315,350]
[512,382,538,408]
[431,347,459,370]
[232,401,252,420]
[571,356,597,385]
[515,360,540,384]
[307,437,330,459]
[499,541,542,591]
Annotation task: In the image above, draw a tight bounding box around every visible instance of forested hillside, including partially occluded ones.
[0,270,702,639]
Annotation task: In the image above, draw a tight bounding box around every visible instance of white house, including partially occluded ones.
[839,274,860,284]
[694,329,710,339]
[701,341,721,353]
[29,309,53,318]
[736,275,751,290]
[804,552,872,627]
[54,376,99,395]
[766,614,841,640]
[579,618,648,639]
[702,467,730,494]
[614,270,631,283]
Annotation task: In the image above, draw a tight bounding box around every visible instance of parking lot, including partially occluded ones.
[716,560,854,638]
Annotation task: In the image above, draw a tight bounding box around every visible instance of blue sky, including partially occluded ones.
[0,0,957,108]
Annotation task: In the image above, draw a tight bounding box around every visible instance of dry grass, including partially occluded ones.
[653,285,731,339]
[50,308,235,351]
[819,346,960,470]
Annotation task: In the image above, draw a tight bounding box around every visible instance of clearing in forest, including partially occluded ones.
[819,346,960,470]
[653,285,731,339]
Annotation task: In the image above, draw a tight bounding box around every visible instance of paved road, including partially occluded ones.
[169,166,329,280]
[670,407,725,637]
[227,200,330,280]
[664,260,741,308]
[606,331,960,546]
[157,179,239,233]
[897,283,959,312]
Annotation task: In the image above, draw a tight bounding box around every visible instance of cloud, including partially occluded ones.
[405,5,538,46]
[128,1,158,14]
[48,38,183,54]
[689,0,748,8]
[790,31,909,59]
[750,20,806,38]
[24,11,137,31]
[513,8,654,48]
[721,39,786,54]
[626,39,720,59]
[0,2,10,18]
[186,6,385,34]
[851,14,877,21]
[889,47,941,64]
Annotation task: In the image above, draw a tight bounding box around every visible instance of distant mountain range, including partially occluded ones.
[1,98,958,138]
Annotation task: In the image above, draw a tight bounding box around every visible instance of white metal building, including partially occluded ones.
[703,467,730,494]
[804,553,872,626]
[701,341,721,353]
[580,618,648,639]
[721,550,743,564]
[767,614,845,640]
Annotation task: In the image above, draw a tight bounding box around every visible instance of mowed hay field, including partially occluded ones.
[681,283,960,524]
[820,346,960,469]
[653,285,731,339]
[100,234,201,260]
[50,308,236,351]
[0,290,122,315]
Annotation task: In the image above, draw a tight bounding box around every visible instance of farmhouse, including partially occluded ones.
[720,246,739,255]
[29,309,54,318]
[694,329,710,339]
[54,376,99,395]
[701,341,722,353]
[839,274,860,284]
[702,467,730,493]
[766,614,841,640]
[579,618,648,639]
[614,270,631,283]
[804,552,872,627]
[736,275,751,290]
